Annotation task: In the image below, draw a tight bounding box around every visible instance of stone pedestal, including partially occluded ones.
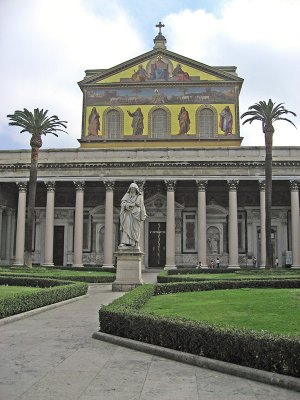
[112,248,144,292]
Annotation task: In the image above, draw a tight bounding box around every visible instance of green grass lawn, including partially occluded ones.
[161,271,300,281]
[142,288,300,336]
[0,285,41,299]
[0,267,114,279]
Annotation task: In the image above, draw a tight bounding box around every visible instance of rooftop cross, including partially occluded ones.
[156,21,165,35]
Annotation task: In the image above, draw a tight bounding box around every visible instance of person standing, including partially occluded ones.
[275,257,279,268]
[216,257,220,268]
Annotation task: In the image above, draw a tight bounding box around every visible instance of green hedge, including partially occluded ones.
[99,281,300,377]
[0,276,88,319]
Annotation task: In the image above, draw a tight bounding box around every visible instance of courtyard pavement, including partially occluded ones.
[0,271,299,400]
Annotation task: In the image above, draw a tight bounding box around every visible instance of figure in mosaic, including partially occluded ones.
[119,183,147,248]
[173,64,191,81]
[178,106,190,134]
[219,106,233,135]
[87,107,100,136]
[127,108,144,135]
[131,65,147,82]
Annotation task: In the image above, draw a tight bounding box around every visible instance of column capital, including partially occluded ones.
[73,181,85,191]
[16,182,28,192]
[103,180,115,191]
[289,180,299,191]
[45,181,56,191]
[135,180,146,192]
[258,179,266,191]
[164,180,176,191]
[227,180,239,191]
[196,180,208,191]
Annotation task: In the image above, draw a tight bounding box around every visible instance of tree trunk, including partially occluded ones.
[265,129,274,268]
[24,142,40,268]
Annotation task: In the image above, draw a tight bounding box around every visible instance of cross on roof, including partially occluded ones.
[156,21,165,35]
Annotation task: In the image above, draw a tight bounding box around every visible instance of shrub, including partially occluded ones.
[99,281,300,377]
[0,276,88,319]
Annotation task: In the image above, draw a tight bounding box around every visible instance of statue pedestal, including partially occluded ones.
[112,247,144,292]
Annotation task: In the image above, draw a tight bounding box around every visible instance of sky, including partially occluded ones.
[0,0,299,150]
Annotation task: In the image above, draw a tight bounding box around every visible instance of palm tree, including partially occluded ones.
[7,108,67,267]
[241,100,296,268]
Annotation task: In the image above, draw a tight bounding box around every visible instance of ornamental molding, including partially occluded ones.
[2,160,300,170]
[258,180,266,191]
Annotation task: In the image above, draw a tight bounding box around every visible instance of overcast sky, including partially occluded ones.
[0,0,299,150]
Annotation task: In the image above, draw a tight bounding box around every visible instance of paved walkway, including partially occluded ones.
[0,272,299,400]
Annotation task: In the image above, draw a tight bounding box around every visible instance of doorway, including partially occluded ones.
[148,222,166,267]
[53,226,64,266]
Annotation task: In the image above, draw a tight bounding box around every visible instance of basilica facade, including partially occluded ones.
[0,28,300,269]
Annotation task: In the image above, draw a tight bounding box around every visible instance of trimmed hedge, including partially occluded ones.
[0,276,88,319]
[99,281,300,377]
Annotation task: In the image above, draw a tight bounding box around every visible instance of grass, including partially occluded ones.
[159,270,300,281]
[0,266,115,280]
[0,285,41,299]
[141,288,300,336]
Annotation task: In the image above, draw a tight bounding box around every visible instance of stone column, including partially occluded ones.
[259,180,266,268]
[5,210,13,263]
[43,182,55,266]
[164,180,176,269]
[14,182,27,266]
[196,180,208,268]
[73,181,85,267]
[227,180,240,268]
[103,181,115,269]
[290,180,300,268]
[136,181,146,270]
[0,206,3,261]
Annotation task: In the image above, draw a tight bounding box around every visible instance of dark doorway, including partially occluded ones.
[53,226,64,266]
[148,222,166,267]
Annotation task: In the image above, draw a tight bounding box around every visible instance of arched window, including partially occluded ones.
[103,107,124,139]
[196,106,217,137]
[148,107,171,138]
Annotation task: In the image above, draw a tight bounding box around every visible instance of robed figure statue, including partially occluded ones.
[119,183,147,248]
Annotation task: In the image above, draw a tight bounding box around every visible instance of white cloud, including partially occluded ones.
[164,0,300,146]
[0,0,145,149]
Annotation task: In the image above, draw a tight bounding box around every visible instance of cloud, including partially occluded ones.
[0,0,145,149]
[164,0,300,146]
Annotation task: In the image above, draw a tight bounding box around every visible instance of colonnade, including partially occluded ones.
[6,179,300,268]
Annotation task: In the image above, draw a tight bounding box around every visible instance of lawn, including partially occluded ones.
[0,267,115,282]
[141,288,300,336]
[159,271,300,281]
[0,286,41,299]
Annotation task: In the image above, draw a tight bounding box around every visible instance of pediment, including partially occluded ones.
[145,193,184,211]
[78,49,243,88]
